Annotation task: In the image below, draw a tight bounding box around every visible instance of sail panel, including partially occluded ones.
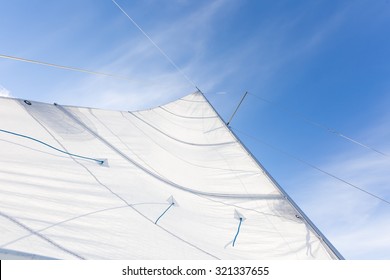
[0,93,338,259]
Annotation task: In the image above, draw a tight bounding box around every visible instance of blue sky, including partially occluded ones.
[1,0,389,259]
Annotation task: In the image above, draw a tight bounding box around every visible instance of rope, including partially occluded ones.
[0,54,133,82]
[248,93,389,158]
[111,0,198,89]
[232,217,243,247]
[233,127,390,206]
[155,203,175,224]
[0,128,104,165]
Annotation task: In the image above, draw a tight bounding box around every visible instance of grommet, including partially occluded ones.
[24,100,32,105]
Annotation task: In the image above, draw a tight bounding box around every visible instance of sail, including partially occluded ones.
[0,92,341,259]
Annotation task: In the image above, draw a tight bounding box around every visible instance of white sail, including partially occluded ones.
[0,92,341,259]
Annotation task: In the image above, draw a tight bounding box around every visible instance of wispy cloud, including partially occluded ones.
[0,84,11,97]
[48,0,240,110]
[229,3,349,90]
[288,116,390,259]
[0,1,348,110]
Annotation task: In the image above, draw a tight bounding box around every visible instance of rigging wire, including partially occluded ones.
[248,93,389,158]
[1,2,199,89]
[111,0,198,89]
[232,127,390,206]
[0,54,133,82]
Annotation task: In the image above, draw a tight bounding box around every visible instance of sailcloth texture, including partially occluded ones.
[0,92,340,259]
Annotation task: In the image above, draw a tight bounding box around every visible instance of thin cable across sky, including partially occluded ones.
[0,54,134,82]
[111,0,199,90]
[233,127,390,206]
[248,93,389,158]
